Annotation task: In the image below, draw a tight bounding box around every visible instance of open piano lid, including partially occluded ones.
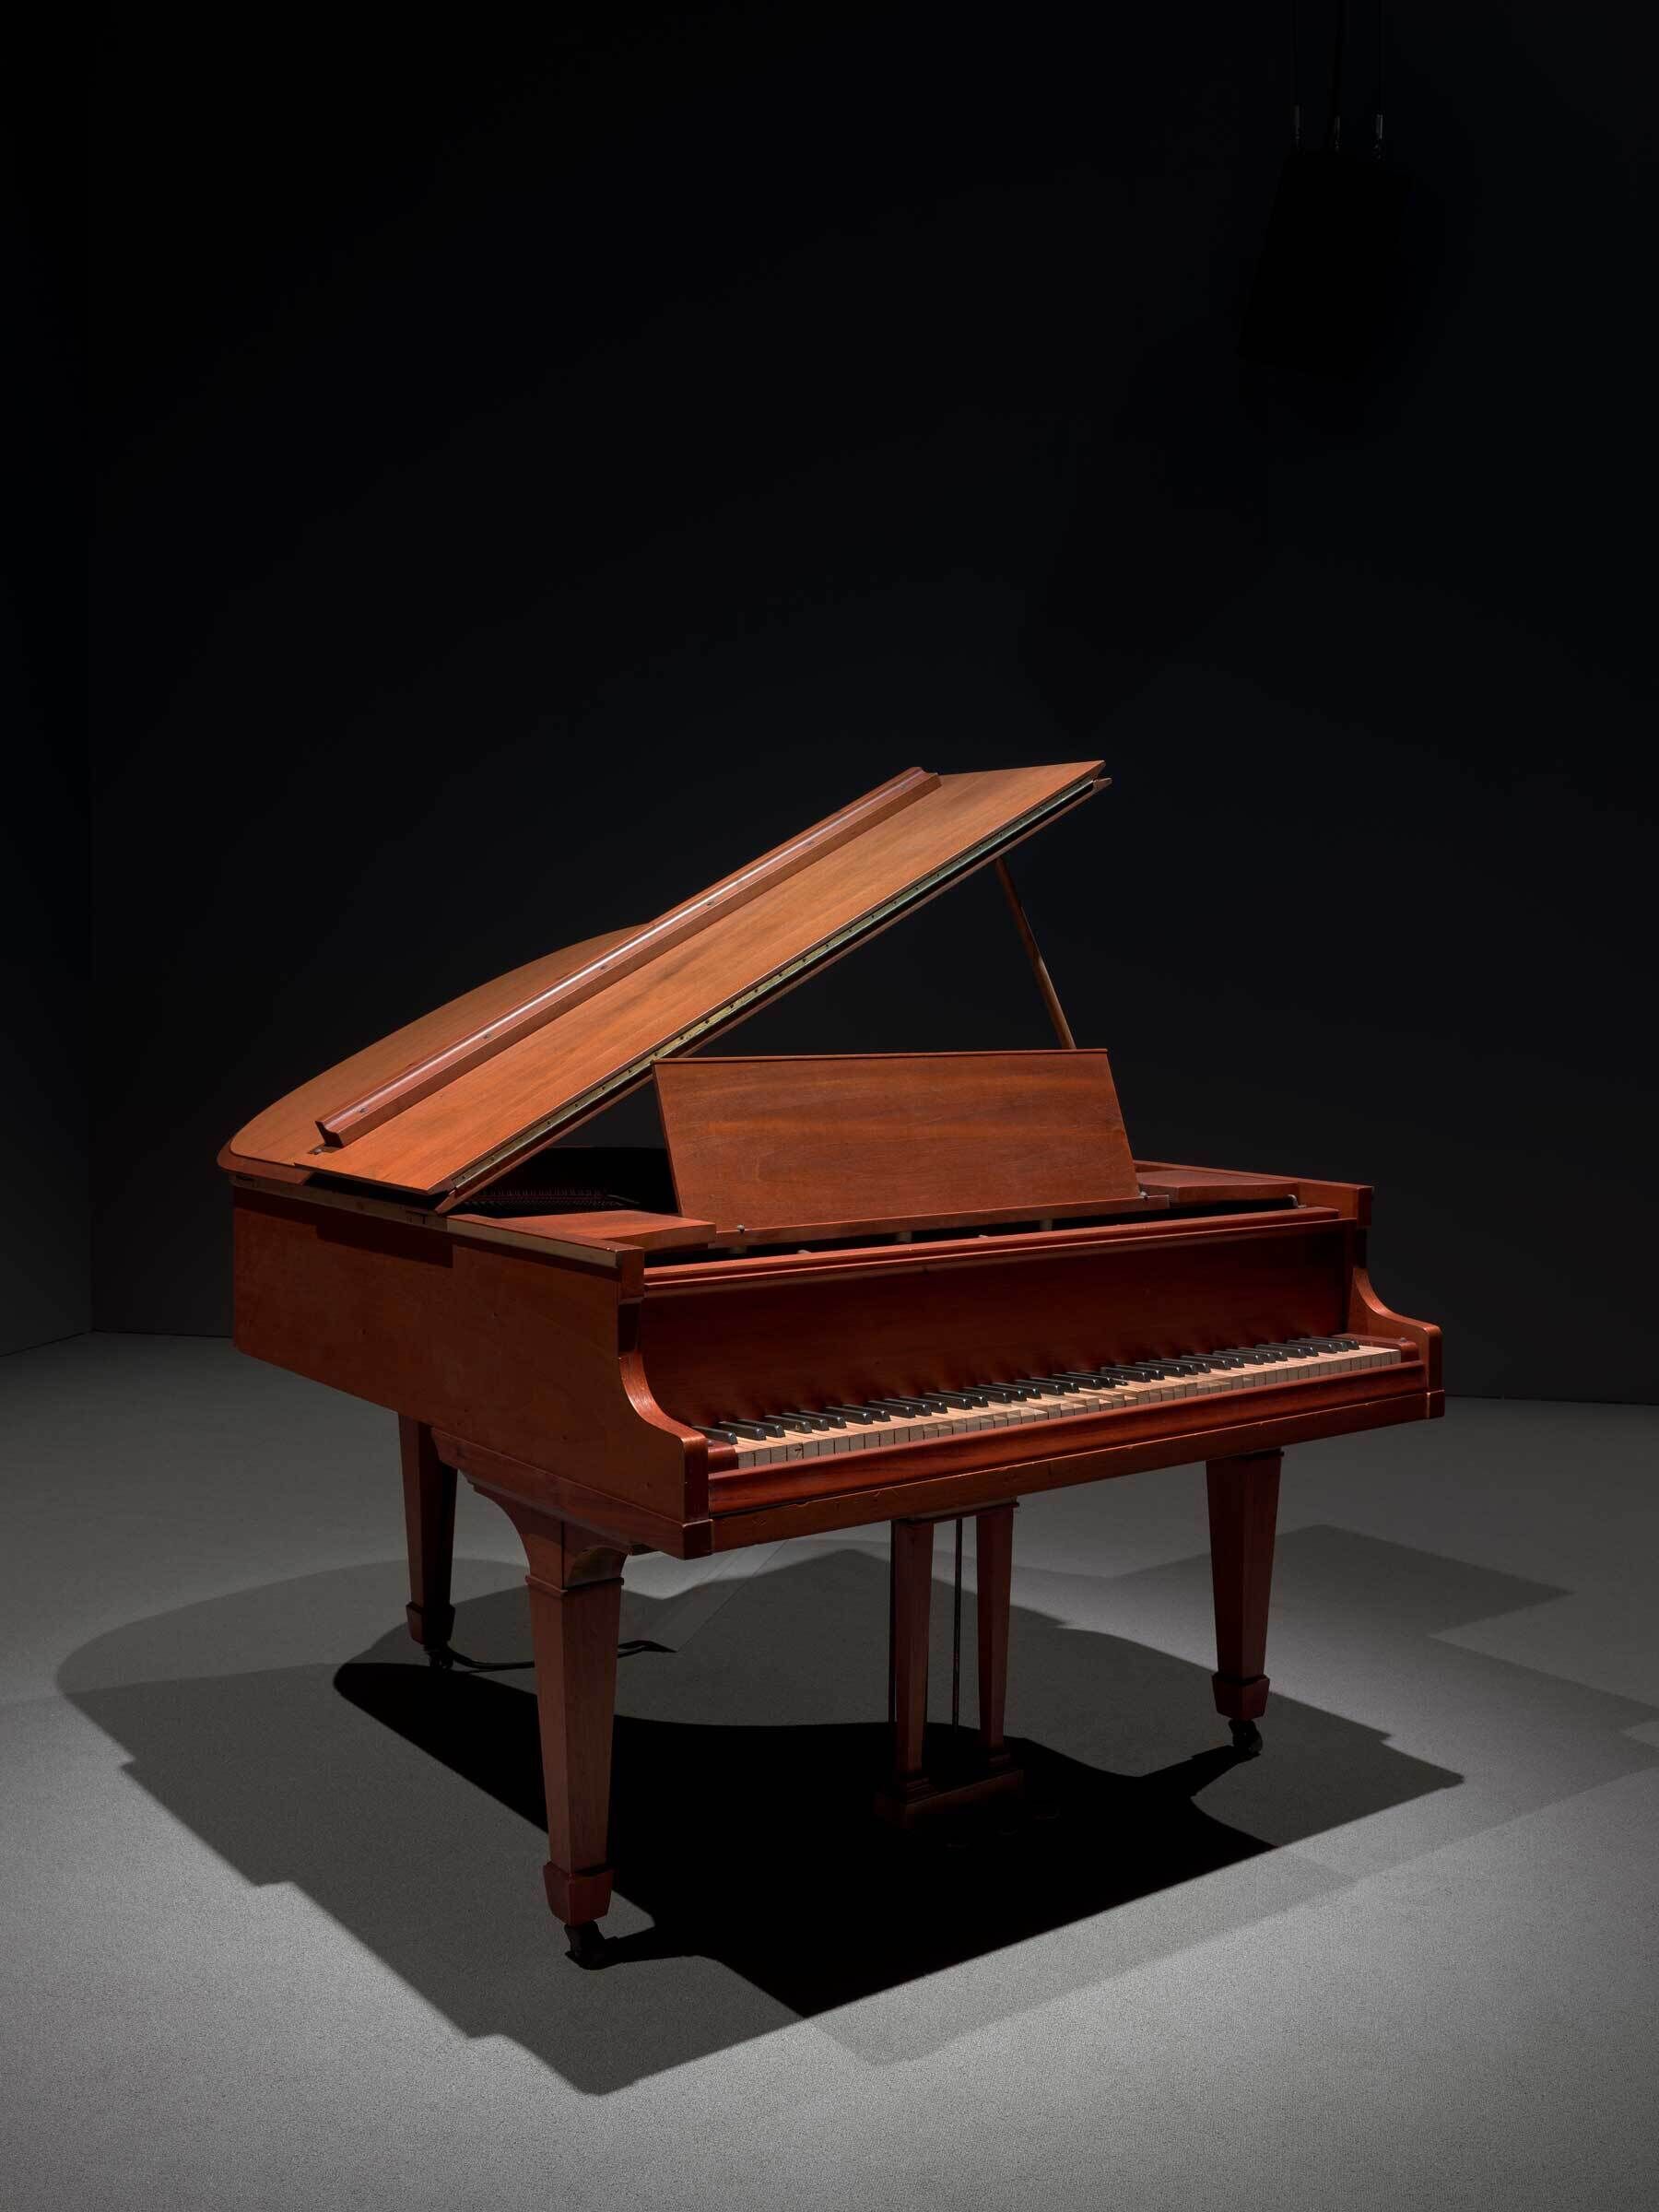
[225,761,1104,1203]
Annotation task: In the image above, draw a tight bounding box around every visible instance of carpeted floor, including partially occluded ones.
[3,1335,1655,2211]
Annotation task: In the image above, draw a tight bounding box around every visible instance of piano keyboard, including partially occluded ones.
[699,1337,1401,1465]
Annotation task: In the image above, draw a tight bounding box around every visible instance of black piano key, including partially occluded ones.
[867,1396,943,1417]
[699,1425,743,1443]
[824,1405,889,1424]
[717,1419,774,1441]
[783,1409,847,1428]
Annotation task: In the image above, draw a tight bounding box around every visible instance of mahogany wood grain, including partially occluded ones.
[641,1202,1346,1294]
[230,1166,694,1277]
[453,1208,718,1253]
[485,1502,627,1930]
[444,775,1107,1196]
[270,764,1101,1195]
[1290,1177,1372,1223]
[1133,1164,1300,1204]
[232,1186,700,1523]
[435,1431,712,1557]
[317,769,941,1147]
[1206,1450,1282,1724]
[656,1051,1141,1239]
[1350,1264,1443,1389]
[705,1194,1166,1247]
[1134,1163,1371,1220]
[641,1212,1356,1428]
[398,1418,456,1651]
[221,926,639,1177]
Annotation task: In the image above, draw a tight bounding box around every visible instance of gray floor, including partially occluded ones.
[3,1336,1656,2212]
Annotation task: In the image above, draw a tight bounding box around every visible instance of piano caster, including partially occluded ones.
[564,1920,608,1969]
[425,1645,455,1671]
[1229,1719,1263,1758]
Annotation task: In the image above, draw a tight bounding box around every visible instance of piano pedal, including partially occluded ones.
[1229,1719,1264,1759]
[564,1921,608,1969]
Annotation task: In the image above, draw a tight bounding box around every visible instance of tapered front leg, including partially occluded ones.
[399,1417,456,1654]
[1206,1448,1283,1753]
[492,1504,627,1954]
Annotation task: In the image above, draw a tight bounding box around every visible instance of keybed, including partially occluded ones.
[698,1337,1401,1465]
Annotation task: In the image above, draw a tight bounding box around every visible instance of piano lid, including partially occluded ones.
[225,760,1104,1201]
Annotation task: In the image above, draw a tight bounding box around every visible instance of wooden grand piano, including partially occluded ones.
[221,761,1442,1963]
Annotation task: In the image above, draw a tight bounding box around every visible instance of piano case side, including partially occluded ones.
[230,1184,702,1545]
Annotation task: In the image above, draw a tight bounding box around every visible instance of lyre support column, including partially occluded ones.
[398,1418,456,1654]
[492,1501,628,1955]
[1206,1449,1283,1755]
[881,1509,1023,1823]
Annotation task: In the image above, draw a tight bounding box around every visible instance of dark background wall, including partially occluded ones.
[4,58,88,1358]
[89,5,1655,1400]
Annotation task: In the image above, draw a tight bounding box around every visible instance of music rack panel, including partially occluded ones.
[656,1050,1142,1241]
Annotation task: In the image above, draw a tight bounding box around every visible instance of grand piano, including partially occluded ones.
[221,761,1442,1962]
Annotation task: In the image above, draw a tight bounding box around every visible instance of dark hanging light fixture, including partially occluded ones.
[1240,1,1406,381]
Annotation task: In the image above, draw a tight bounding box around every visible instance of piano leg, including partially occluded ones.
[1206,1448,1283,1756]
[975,1503,1016,1775]
[885,1518,936,1814]
[398,1417,456,1658]
[496,1505,627,1961]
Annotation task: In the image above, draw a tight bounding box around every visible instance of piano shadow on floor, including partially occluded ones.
[61,1542,1480,2088]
